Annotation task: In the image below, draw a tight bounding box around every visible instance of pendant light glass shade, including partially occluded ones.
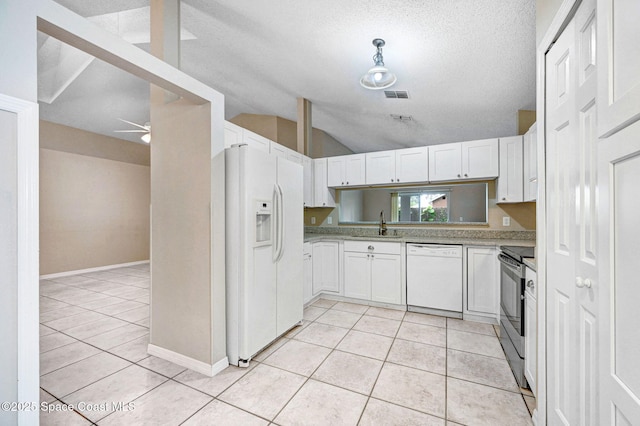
[360,39,397,90]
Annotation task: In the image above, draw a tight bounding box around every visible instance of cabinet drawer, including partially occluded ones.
[344,240,401,255]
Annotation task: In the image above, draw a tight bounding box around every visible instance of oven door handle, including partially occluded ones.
[498,253,523,275]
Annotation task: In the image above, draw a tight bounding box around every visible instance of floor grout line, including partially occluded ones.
[40,274,533,425]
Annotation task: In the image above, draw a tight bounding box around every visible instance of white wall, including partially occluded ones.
[0,109,18,425]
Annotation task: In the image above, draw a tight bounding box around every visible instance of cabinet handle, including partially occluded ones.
[396,178,399,182]
[341,182,344,185]
[371,254,375,259]
[323,202,326,206]
[391,178,394,182]
[464,173,468,177]
[457,174,461,178]
[527,280,534,289]
[502,197,506,201]
[346,181,349,185]
[368,245,374,250]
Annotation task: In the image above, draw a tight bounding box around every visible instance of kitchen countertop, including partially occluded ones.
[304,233,536,248]
[523,257,537,271]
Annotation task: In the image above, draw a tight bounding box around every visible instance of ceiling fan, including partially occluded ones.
[115,118,151,143]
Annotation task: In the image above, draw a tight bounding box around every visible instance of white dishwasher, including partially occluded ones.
[406,244,463,315]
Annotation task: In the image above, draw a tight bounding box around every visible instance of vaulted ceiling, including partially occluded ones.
[40,0,536,153]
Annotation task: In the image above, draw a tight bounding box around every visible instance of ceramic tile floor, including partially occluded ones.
[39,266,534,425]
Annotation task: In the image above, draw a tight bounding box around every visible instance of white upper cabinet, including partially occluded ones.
[224,121,243,148]
[270,141,303,164]
[429,139,498,182]
[313,158,336,208]
[523,123,538,202]
[243,130,270,152]
[461,138,499,179]
[497,136,524,203]
[365,150,396,185]
[428,143,461,181]
[597,0,640,137]
[303,156,313,207]
[270,142,287,158]
[396,146,429,184]
[223,121,271,152]
[366,147,429,185]
[327,154,366,187]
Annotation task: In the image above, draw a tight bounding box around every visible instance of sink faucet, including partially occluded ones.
[379,210,388,236]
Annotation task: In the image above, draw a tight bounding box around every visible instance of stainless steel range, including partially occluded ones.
[498,245,534,388]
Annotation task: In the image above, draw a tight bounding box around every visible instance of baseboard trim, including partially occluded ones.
[147,343,228,377]
[40,260,150,279]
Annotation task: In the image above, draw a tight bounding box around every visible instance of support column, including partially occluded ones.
[150,0,180,68]
[297,97,312,156]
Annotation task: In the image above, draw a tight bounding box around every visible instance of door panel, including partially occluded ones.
[598,121,640,425]
[597,0,640,136]
[371,254,401,304]
[343,252,370,300]
[547,0,601,421]
[275,158,303,335]
[395,146,428,184]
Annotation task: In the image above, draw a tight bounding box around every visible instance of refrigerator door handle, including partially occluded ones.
[272,184,280,262]
[275,183,285,262]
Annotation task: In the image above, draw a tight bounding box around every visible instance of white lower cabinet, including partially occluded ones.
[370,254,402,304]
[312,241,340,294]
[303,242,313,304]
[344,252,370,300]
[343,241,402,305]
[465,246,499,319]
[524,266,537,396]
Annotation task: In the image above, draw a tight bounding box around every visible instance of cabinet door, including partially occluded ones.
[270,142,287,158]
[303,156,313,207]
[497,136,524,203]
[395,146,428,184]
[303,247,313,304]
[462,138,499,179]
[345,154,366,186]
[286,150,303,165]
[327,156,345,187]
[428,143,462,182]
[371,254,402,304]
[313,158,335,207]
[466,247,499,317]
[312,242,340,294]
[243,130,270,152]
[343,252,371,300]
[523,124,538,202]
[366,150,396,185]
[524,292,537,395]
[224,121,243,148]
[597,0,640,137]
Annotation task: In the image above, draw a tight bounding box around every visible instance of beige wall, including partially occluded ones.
[537,0,566,45]
[149,88,214,364]
[39,122,150,275]
[230,113,353,158]
[517,110,537,135]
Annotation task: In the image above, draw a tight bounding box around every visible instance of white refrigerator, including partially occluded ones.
[225,144,303,367]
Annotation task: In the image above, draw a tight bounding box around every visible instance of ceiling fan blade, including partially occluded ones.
[114,130,148,133]
[117,118,149,131]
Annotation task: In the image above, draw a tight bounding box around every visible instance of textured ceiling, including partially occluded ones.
[41,0,536,152]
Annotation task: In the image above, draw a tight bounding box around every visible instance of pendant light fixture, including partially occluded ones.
[360,38,397,90]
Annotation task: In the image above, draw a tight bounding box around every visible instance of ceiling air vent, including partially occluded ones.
[390,114,412,121]
[384,90,409,99]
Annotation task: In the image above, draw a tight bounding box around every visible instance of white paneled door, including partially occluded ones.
[546,0,599,423]
[596,0,640,420]
[598,119,640,424]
